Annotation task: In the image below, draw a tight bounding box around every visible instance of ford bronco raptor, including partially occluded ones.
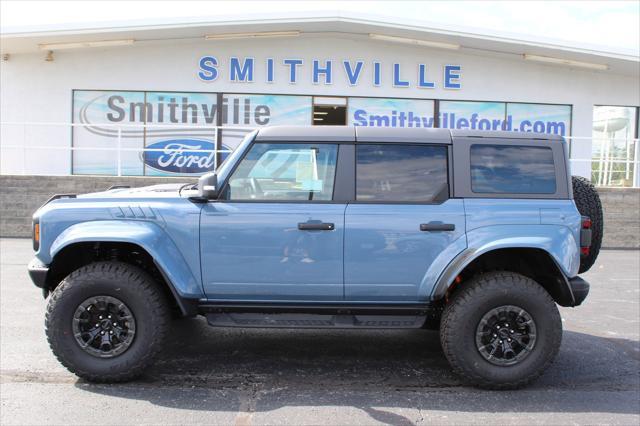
[28,126,602,389]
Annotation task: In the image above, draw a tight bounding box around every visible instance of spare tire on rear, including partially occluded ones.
[572,176,603,273]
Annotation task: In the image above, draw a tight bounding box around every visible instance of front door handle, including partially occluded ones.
[420,223,455,232]
[298,222,335,231]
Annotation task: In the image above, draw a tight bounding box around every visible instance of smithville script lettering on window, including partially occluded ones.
[105,96,270,126]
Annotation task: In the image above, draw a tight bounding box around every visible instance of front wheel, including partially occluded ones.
[440,272,562,389]
[45,261,170,382]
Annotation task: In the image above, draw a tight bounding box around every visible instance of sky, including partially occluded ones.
[1,0,639,53]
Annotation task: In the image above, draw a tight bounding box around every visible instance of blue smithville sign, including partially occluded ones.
[198,56,462,89]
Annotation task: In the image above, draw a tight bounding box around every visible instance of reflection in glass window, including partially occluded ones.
[470,145,556,194]
[356,144,448,202]
[438,101,573,136]
[439,101,506,131]
[506,103,571,137]
[221,94,313,159]
[348,98,435,128]
[226,143,337,201]
[592,106,638,187]
[72,90,148,176]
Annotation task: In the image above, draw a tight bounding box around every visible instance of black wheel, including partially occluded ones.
[45,261,170,382]
[440,272,562,389]
[572,175,603,273]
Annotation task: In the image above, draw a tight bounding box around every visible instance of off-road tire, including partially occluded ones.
[45,261,170,382]
[572,175,603,273]
[440,272,562,389]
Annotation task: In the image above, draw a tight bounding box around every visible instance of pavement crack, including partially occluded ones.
[416,407,425,425]
[234,381,262,426]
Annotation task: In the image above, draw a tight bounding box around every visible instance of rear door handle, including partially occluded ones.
[298,222,335,231]
[420,223,455,232]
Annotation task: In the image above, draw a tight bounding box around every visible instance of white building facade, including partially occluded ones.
[1,14,639,186]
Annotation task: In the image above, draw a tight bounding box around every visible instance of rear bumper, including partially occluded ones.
[569,276,590,306]
[27,257,49,289]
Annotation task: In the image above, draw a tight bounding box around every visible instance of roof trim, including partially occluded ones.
[355,127,452,144]
[253,126,564,144]
[450,129,563,140]
[255,125,355,142]
[2,11,638,62]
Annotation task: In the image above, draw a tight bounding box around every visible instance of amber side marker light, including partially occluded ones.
[33,222,40,251]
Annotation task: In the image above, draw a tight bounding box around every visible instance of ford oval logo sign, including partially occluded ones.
[143,139,215,174]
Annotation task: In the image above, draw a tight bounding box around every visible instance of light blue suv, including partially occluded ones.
[28,126,602,388]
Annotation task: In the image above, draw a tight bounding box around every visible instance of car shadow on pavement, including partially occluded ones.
[76,316,640,417]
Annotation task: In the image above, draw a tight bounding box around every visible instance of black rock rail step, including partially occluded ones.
[205,313,427,329]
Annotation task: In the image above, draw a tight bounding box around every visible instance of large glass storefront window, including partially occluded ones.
[439,101,505,131]
[143,92,218,176]
[72,91,313,176]
[72,89,576,177]
[220,94,312,148]
[592,106,638,187]
[314,97,347,125]
[73,90,146,176]
[506,103,571,137]
[220,94,312,162]
[439,101,571,137]
[72,90,218,176]
[348,97,435,128]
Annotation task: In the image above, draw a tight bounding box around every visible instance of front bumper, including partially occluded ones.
[27,257,49,289]
[569,276,590,306]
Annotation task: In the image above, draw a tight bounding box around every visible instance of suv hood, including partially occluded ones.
[78,183,195,199]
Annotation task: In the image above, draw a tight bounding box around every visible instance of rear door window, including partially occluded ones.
[470,144,556,194]
[356,144,449,202]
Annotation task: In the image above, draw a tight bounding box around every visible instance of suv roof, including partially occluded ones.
[255,126,564,144]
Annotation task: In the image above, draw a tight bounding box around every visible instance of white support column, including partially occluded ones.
[21,122,27,175]
[570,103,594,180]
[634,139,640,188]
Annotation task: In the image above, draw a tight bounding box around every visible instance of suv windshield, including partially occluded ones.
[215,130,258,184]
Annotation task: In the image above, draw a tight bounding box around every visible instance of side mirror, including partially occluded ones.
[197,172,219,200]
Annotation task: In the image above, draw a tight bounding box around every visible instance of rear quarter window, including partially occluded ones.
[470,144,556,194]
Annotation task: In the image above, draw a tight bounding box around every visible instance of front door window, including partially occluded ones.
[225,143,338,201]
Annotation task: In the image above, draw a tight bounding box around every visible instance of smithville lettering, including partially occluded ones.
[198,57,462,89]
[106,96,271,125]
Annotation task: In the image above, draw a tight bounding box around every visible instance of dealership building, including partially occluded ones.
[0,13,639,243]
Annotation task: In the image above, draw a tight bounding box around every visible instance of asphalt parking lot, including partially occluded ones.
[1,238,638,425]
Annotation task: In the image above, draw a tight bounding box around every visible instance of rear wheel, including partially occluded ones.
[440,272,562,389]
[45,261,170,382]
[572,175,603,273]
